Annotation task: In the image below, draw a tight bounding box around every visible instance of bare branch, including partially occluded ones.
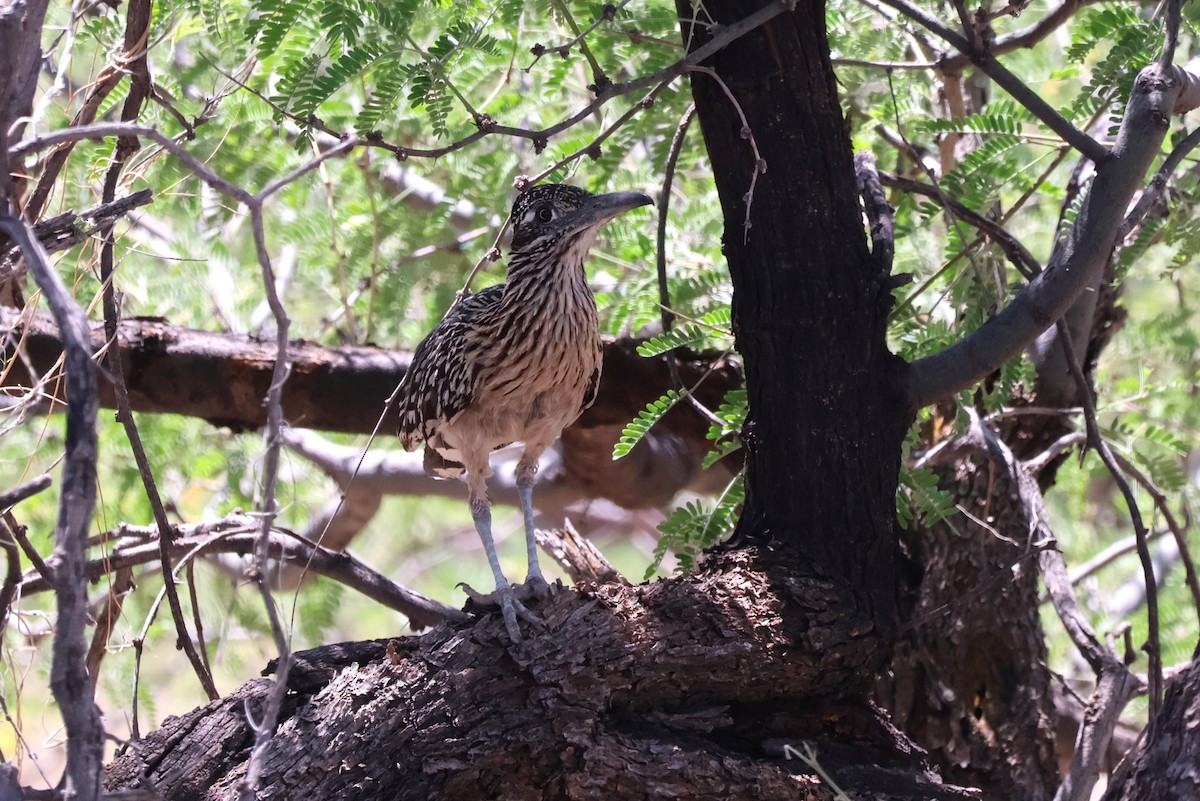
[17,516,467,628]
[880,169,1042,278]
[866,0,1107,162]
[0,473,52,510]
[0,213,103,799]
[940,0,1103,72]
[910,64,1183,409]
[1055,321,1162,714]
[0,189,154,283]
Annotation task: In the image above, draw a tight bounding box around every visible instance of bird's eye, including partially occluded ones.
[536,206,554,223]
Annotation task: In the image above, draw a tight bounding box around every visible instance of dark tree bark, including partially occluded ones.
[678,0,909,626]
[1099,651,1200,801]
[108,553,972,801]
[879,437,1058,800]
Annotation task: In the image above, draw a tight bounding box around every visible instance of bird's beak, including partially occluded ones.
[565,191,654,233]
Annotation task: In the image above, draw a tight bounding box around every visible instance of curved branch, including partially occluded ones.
[909,64,1183,410]
[940,0,1104,72]
[879,169,1041,278]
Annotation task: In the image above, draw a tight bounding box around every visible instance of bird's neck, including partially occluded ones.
[505,230,598,292]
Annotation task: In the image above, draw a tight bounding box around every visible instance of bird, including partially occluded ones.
[395,183,653,642]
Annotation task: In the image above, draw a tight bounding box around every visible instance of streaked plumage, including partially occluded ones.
[395,183,652,642]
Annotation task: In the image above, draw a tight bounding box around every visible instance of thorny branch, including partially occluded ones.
[688,66,765,243]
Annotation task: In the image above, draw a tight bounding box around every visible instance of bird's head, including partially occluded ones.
[508,184,653,256]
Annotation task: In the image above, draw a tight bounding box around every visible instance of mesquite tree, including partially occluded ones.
[2,1,1199,799]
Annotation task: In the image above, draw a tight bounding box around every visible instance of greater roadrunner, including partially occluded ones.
[396,184,652,641]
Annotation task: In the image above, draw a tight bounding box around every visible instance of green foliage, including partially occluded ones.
[896,465,955,530]
[646,474,744,578]
[612,389,682,460]
[702,388,746,470]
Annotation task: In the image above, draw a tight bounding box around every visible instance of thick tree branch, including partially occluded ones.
[2,309,737,507]
[909,63,1183,409]
[106,547,977,801]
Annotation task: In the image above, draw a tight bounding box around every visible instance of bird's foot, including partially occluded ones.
[522,573,554,600]
[459,581,545,643]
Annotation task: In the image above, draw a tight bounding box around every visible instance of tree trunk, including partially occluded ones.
[1099,651,1200,801]
[106,553,969,800]
[678,0,909,627]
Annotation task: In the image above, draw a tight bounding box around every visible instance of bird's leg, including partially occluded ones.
[460,470,541,642]
[515,449,551,598]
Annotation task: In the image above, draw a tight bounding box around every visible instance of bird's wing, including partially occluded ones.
[395,285,504,451]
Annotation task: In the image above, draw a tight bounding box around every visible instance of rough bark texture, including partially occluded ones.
[680,0,909,626]
[1099,651,1200,801]
[107,550,971,801]
[880,438,1058,800]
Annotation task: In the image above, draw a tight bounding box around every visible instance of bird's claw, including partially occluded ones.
[458,580,546,643]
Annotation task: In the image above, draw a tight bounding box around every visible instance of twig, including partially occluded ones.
[3,510,54,585]
[186,559,214,680]
[545,0,610,90]
[879,170,1042,278]
[0,515,20,633]
[1107,449,1200,630]
[1055,321,1162,716]
[84,567,134,690]
[656,103,697,390]
[689,66,766,243]
[940,0,1102,72]
[529,0,631,75]
[0,214,104,799]
[854,152,896,275]
[865,0,1108,163]
[0,473,52,511]
[1046,525,1168,598]
[1118,125,1200,240]
[96,70,219,700]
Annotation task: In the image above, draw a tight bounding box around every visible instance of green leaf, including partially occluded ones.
[612,389,682,460]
